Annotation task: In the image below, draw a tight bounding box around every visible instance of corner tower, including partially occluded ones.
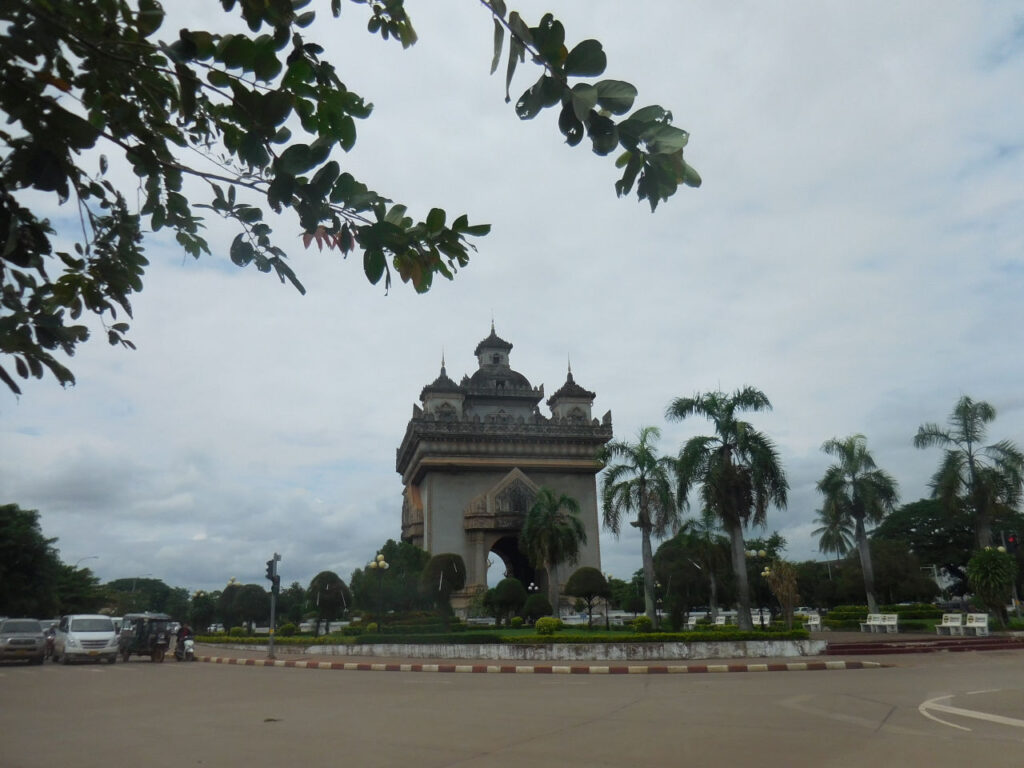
[396,326,612,615]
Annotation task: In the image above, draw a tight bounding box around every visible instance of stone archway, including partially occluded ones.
[487,535,538,589]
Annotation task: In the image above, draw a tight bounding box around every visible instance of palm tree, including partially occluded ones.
[519,487,586,615]
[680,508,730,620]
[667,387,788,631]
[914,396,1024,549]
[812,503,854,579]
[817,434,898,614]
[599,426,678,625]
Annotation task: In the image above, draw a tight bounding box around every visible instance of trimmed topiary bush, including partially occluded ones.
[631,615,653,633]
[278,622,297,637]
[228,626,245,637]
[535,616,562,635]
[509,616,524,628]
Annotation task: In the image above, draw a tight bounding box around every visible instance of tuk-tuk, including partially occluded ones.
[118,612,172,662]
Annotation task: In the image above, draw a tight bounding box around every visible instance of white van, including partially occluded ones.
[53,614,119,664]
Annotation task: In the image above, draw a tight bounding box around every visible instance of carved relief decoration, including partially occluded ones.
[463,468,539,532]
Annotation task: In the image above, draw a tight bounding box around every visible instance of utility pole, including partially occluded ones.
[265,553,281,659]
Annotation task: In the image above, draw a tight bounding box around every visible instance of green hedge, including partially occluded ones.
[353,632,503,645]
[199,628,811,646]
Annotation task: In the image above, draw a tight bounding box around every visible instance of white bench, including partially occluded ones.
[860,613,899,633]
[963,613,989,637]
[714,615,728,627]
[935,613,964,635]
[803,613,821,631]
[860,613,883,632]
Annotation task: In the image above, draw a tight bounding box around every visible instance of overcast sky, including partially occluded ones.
[2,1,1022,595]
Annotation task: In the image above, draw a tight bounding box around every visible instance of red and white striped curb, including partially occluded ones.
[198,656,885,674]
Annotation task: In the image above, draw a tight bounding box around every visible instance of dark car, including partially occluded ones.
[0,618,46,664]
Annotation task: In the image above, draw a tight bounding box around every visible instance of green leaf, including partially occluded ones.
[681,161,702,188]
[490,19,504,75]
[505,37,524,103]
[461,224,491,237]
[278,144,314,174]
[595,80,637,115]
[364,249,386,285]
[137,0,164,37]
[426,208,445,235]
[643,124,689,154]
[564,40,606,77]
[207,69,231,88]
[295,11,315,27]
[558,104,584,146]
[586,113,618,156]
[229,235,255,266]
[570,83,597,122]
[515,76,546,120]
[383,204,408,225]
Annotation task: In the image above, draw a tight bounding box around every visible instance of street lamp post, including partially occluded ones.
[73,555,99,570]
[368,553,389,624]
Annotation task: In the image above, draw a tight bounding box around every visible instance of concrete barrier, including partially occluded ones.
[214,639,826,661]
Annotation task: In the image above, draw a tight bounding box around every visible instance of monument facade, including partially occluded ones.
[395,325,612,612]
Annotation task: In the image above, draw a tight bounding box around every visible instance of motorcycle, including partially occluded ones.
[174,634,195,662]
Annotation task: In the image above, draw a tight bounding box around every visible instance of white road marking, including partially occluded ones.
[919,691,1024,732]
[919,696,972,732]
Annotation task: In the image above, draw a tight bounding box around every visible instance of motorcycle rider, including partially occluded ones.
[176,622,193,658]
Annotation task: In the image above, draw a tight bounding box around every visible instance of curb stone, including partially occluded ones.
[197,655,886,674]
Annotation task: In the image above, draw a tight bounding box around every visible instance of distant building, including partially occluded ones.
[395,325,612,614]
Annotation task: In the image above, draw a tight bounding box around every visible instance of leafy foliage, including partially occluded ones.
[420,553,467,616]
[490,577,527,625]
[534,616,562,635]
[307,570,350,633]
[817,434,899,614]
[564,566,610,628]
[349,539,431,614]
[0,504,61,616]
[967,548,1017,627]
[484,2,700,209]
[0,0,697,394]
[915,396,1024,549]
[519,486,586,612]
[599,426,677,624]
[667,387,788,631]
[522,592,552,622]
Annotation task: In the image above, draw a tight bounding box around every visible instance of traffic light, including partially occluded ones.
[265,558,280,590]
[1008,533,1019,554]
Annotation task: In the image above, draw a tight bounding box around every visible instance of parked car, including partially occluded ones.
[53,614,119,664]
[0,618,46,664]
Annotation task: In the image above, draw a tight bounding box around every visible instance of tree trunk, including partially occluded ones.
[854,514,879,614]
[641,526,657,625]
[548,562,559,619]
[729,522,754,631]
[709,570,719,621]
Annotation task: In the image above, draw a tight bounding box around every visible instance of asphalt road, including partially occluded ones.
[2,650,1024,767]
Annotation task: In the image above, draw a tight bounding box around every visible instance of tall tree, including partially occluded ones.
[599,426,677,625]
[564,567,610,629]
[667,387,788,632]
[519,487,586,614]
[0,0,699,394]
[0,504,61,616]
[421,553,467,619]
[817,434,899,614]
[812,503,854,579]
[914,396,1024,549]
[308,570,350,635]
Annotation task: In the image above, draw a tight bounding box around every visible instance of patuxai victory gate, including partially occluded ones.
[395,325,612,614]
